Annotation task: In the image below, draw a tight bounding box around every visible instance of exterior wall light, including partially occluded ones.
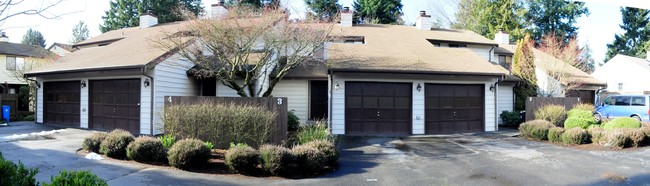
[144,78,151,88]
[416,83,422,92]
[489,84,495,92]
[36,82,41,89]
[334,82,339,90]
[80,80,86,88]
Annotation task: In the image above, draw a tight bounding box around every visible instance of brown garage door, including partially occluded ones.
[345,82,411,135]
[425,84,484,134]
[90,79,141,134]
[44,81,80,127]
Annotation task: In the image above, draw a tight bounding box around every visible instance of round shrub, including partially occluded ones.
[587,126,606,144]
[225,146,260,174]
[535,104,567,126]
[518,120,554,140]
[82,132,108,153]
[292,144,327,173]
[572,103,595,112]
[603,117,641,130]
[618,128,645,147]
[126,136,167,163]
[547,127,564,143]
[259,145,293,175]
[304,140,339,166]
[99,129,135,159]
[43,170,107,186]
[603,131,628,148]
[560,128,588,145]
[168,139,211,170]
[567,109,593,119]
[563,117,597,129]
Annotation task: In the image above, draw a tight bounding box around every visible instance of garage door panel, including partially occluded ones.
[44,81,80,127]
[425,84,484,134]
[363,97,377,108]
[395,97,410,108]
[90,79,141,134]
[378,97,393,108]
[345,82,412,135]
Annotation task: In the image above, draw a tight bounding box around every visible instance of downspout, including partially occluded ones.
[142,66,155,135]
[328,70,333,133]
[493,76,503,131]
[488,46,496,62]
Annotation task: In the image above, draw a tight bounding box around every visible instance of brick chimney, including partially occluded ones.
[140,10,158,29]
[0,32,8,42]
[494,28,510,45]
[211,0,228,19]
[340,7,352,27]
[416,11,431,30]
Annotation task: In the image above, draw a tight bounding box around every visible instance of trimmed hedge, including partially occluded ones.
[82,132,108,153]
[561,128,588,145]
[304,140,338,167]
[518,120,554,140]
[535,104,567,126]
[603,118,641,130]
[126,136,167,163]
[225,146,260,174]
[167,139,211,170]
[567,109,593,119]
[43,170,107,186]
[292,144,327,174]
[259,145,292,175]
[603,130,628,148]
[563,117,597,129]
[548,127,564,143]
[99,129,135,159]
[587,126,606,145]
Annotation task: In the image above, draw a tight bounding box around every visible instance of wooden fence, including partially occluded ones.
[525,97,581,121]
[164,96,288,148]
[0,94,17,121]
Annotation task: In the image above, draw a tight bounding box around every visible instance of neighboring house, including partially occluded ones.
[494,36,605,104]
[47,43,75,57]
[26,7,520,136]
[0,32,53,115]
[592,54,650,94]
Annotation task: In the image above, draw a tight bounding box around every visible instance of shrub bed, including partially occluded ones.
[292,144,327,174]
[82,132,108,153]
[259,145,292,175]
[168,139,211,170]
[0,152,38,186]
[304,140,338,167]
[127,136,167,163]
[518,120,554,140]
[547,127,564,143]
[99,129,135,159]
[561,128,588,145]
[225,146,260,174]
[603,118,641,130]
[563,117,597,129]
[587,126,606,145]
[535,104,566,126]
[43,170,107,186]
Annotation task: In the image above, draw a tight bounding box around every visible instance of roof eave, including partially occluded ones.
[25,65,145,77]
[329,68,505,77]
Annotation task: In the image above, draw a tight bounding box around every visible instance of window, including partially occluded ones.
[631,96,646,106]
[498,55,512,70]
[603,97,613,105]
[6,56,16,70]
[614,96,631,106]
[618,83,623,92]
[448,44,467,48]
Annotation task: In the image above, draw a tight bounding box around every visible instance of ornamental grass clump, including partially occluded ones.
[82,132,108,153]
[126,136,167,163]
[99,129,135,159]
[167,139,211,170]
[295,120,333,145]
[535,104,567,126]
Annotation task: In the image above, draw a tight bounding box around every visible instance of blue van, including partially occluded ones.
[595,95,650,122]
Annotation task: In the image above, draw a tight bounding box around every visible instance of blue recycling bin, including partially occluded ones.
[2,105,9,122]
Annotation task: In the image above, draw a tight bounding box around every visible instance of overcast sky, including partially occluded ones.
[0,0,646,66]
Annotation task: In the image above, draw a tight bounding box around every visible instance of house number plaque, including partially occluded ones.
[277,98,283,105]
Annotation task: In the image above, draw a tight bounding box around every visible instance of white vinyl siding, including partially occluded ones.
[330,74,498,135]
[152,55,199,135]
[36,78,44,123]
[592,55,650,94]
[80,78,89,128]
[497,84,514,125]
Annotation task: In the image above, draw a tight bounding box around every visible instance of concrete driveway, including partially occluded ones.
[2,122,650,185]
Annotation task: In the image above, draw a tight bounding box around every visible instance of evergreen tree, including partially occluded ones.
[353,0,403,24]
[453,0,527,42]
[525,0,589,45]
[21,29,46,48]
[70,21,90,44]
[100,0,203,33]
[305,0,340,22]
[605,7,650,61]
[512,33,537,110]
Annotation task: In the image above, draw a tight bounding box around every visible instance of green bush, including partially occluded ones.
[259,145,293,175]
[500,110,522,127]
[560,128,588,145]
[518,120,554,140]
[563,117,597,129]
[204,141,214,149]
[572,103,595,112]
[547,127,564,143]
[587,126,606,144]
[225,146,260,174]
[535,104,567,126]
[567,109,593,119]
[99,129,135,159]
[22,115,35,121]
[304,140,338,166]
[230,142,249,149]
[82,132,109,153]
[43,170,107,186]
[0,152,39,186]
[167,139,211,170]
[158,134,176,150]
[126,136,167,163]
[292,144,327,174]
[603,118,641,130]
[295,120,333,145]
[164,102,276,148]
[288,110,300,132]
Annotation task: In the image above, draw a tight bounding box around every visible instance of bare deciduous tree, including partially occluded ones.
[536,34,590,97]
[156,6,334,97]
[0,0,72,29]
